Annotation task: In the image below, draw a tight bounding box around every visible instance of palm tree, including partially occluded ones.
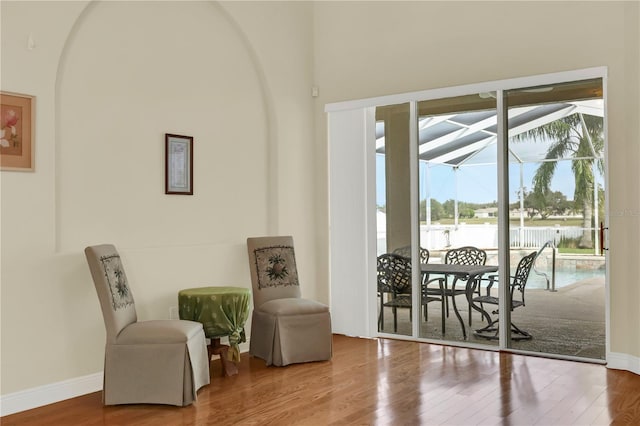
[513,113,604,248]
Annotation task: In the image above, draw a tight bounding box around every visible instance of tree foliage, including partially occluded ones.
[511,113,604,248]
[419,198,497,221]
[514,189,572,219]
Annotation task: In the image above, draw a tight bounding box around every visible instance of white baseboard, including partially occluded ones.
[0,372,103,417]
[0,344,252,417]
[607,352,640,375]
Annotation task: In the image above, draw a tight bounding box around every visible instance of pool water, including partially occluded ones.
[527,268,605,290]
[476,269,604,291]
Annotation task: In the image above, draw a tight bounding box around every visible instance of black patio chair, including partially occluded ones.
[377,253,444,333]
[393,246,430,264]
[472,251,537,340]
[425,246,488,326]
[393,245,433,288]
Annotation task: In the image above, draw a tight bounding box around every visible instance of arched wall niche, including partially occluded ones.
[55,0,275,251]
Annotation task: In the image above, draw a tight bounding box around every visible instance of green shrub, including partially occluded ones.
[558,236,580,249]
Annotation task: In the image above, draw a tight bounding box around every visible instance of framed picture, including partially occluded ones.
[1,91,35,171]
[165,133,193,195]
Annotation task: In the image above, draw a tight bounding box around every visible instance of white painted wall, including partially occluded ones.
[1,0,316,399]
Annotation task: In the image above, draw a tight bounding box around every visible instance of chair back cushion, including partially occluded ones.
[85,244,137,343]
[247,236,302,308]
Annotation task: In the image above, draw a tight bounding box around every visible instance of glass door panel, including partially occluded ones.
[504,79,606,360]
[376,103,413,336]
[416,94,499,347]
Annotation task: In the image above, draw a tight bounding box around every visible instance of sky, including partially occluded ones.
[376,155,588,206]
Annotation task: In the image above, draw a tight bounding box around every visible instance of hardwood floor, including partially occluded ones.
[3,335,640,425]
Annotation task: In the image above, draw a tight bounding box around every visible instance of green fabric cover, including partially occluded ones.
[178,286,251,362]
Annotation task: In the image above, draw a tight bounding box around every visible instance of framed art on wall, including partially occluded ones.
[1,91,35,171]
[165,133,193,195]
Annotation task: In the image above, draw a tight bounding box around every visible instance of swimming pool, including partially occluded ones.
[527,268,605,290]
[474,268,604,291]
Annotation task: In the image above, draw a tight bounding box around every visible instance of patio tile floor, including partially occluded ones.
[378,276,605,360]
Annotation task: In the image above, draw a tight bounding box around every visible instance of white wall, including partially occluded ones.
[314,1,640,359]
[1,0,317,399]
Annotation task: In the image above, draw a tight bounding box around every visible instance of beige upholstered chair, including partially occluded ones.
[246,236,332,366]
[85,244,210,406]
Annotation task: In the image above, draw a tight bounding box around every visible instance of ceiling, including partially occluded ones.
[375,78,604,168]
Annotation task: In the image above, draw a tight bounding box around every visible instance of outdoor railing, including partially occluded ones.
[533,240,557,292]
[509,226,584,248]
[378,224,597,255]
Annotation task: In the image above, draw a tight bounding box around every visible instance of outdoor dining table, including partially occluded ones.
[178,286,251,376]
[420,263,498,339]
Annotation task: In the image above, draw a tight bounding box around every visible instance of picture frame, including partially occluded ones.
[165,133,193,195]
[1,91,35,171]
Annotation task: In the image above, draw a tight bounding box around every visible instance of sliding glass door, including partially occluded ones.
[503,79,606,360]
[415,94,499,347]
[370,72,606,362]
[376,102,413,336]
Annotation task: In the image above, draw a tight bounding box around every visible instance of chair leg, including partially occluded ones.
[444,285,451,317]
[450,292,466,340]
[393,307,398,332]
[510,322,532,340]
[468,279,483,326]
[469,282,478,326]
[441,298,446,335]
[474,320,532,341]
[378,296,384,331]
[473,318,499,340]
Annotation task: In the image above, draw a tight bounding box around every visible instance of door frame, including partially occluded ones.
[326,66,609,362]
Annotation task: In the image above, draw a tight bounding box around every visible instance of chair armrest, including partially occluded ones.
[423,277,445,294]
[482,274,519,295]
[483,274,499,295]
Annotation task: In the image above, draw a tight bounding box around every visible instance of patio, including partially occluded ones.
[379,275,606,360]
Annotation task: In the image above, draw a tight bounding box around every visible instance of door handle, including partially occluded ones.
[600,222,609,256]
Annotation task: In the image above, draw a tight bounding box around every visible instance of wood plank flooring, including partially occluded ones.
[3,335,640,425]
